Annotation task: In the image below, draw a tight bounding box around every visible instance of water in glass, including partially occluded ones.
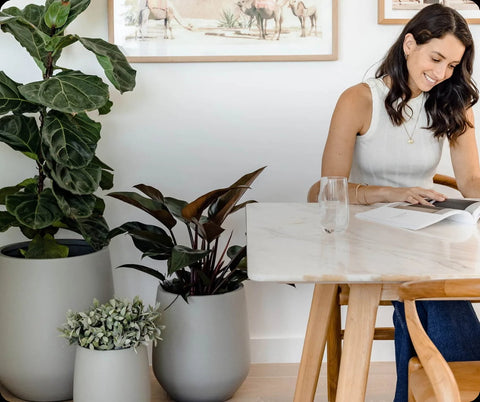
[318,176,349,234]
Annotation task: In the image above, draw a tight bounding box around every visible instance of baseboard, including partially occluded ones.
[249,337,396,364]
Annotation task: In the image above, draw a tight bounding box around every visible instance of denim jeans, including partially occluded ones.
[392,300,480,402]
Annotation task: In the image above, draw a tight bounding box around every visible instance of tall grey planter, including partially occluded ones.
[0,240,114,401]
[153,285,250,402]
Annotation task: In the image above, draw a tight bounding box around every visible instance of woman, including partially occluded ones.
[321,4,480,401]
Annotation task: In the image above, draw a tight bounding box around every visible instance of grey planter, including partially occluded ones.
[0,240,114,401]
[73,345,150,402]
[153,285,250,402]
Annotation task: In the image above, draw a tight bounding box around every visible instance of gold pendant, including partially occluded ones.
[408,138,414,144]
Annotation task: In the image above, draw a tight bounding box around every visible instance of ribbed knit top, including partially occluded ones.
[349,77,445,188]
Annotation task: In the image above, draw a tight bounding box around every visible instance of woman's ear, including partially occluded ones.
[403,33,417,58]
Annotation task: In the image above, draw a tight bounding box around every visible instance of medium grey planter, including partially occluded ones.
[153,285,250,402]
[73,344,150,402]
[0,240,114,401]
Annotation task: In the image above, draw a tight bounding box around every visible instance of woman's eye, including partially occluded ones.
[432,58,440,62]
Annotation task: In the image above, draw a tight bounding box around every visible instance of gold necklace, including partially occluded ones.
[402,93,425,144]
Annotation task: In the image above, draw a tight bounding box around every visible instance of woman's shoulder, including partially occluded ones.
[337,83,372,112]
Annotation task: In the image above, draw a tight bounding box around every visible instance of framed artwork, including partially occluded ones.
[378,0,480,24]
[108,0,338,62]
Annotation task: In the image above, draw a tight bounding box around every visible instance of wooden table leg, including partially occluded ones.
[335,284,382,402]
[327,299,341,402]
[294,284,338,402]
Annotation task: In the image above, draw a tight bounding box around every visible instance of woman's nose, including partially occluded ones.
[433,63,448,80]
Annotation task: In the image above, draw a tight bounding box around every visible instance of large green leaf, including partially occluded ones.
[47,157,102,195]
[0,210,19,231]
[53,185,96,219]
[72,214,109,250]
[108,221,174,259]
[0,15,17,25]
[0,185,22,205]
[117,264,166,282]
[100,168,114,190]
[0,114,39,159]
[43,111,100,168]
[0,71,39,115]
[90,156,114,190]
[79,37,136,94]
[108,191,177,229]
[6,189,63,229]
[0,5,52,69]
[45,34,78,56]
[167,245,210,275]
[19,70,109,113]
[21,233,69,258]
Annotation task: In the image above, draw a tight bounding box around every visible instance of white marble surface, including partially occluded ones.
[246,203,480,283]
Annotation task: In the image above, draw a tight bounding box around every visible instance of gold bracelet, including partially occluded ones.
[355,183,368,204]
[362,185,370,205]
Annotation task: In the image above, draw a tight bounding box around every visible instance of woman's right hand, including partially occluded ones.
[380,186,446,205]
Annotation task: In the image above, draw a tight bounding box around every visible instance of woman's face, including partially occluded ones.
[403,33,465,97]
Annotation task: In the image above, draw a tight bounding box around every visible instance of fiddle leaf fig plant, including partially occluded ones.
[0,0,136,258]
[108,166,266,301]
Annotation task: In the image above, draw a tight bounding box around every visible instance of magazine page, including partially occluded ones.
[355,202,475,230]
[432,199,480,220]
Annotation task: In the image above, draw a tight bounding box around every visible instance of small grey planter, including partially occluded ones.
[153,285,250,402]
[73,344,150,402]
[0,240,114,401]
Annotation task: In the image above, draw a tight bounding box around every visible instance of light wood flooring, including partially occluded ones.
[1,362,397,402]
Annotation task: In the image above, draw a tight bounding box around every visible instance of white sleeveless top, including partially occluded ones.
[349,77,445,188]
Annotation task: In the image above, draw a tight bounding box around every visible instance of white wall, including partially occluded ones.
[1,0,480,363]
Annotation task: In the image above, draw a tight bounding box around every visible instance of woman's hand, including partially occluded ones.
[384,187,446,205]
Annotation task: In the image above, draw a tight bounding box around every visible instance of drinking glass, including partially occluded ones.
[318,176,349,234]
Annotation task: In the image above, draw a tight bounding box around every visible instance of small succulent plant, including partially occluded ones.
[59,296,163,351]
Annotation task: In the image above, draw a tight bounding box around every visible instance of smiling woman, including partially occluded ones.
[403,33,465,96]
[318,3,480,402]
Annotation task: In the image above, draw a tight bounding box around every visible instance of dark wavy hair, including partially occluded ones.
[376,4,478,141]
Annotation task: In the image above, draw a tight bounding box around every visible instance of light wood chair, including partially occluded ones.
[399,279,480,402]
[306,173,459,401]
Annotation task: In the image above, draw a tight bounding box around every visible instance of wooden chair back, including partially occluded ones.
[399,279,480,402]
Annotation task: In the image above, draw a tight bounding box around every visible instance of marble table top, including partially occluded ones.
[246,203,480,283]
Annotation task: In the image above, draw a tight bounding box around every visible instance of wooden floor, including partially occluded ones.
[0,362,396,401]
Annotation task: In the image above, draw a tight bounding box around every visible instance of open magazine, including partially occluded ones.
[355,198,480,230]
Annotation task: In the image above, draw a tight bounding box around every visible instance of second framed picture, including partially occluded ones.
[108,0,338,62]
[378,0,480,24]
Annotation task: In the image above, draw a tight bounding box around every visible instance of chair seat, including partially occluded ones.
[409,358,480,402]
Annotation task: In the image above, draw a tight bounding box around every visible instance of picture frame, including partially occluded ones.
[108,0,338,62]
[378,0,480,24]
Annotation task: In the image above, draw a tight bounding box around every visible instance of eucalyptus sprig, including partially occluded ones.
[59,296,163,351]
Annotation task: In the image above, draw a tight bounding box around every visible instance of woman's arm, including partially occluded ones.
[450,108,480,197]
[321,83,446,205]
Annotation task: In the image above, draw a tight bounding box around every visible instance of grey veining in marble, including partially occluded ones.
[246,203,480,283]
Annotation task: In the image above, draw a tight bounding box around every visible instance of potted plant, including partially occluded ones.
[108,166,265,402]
[0,1,136,400]
[59,296,163,402]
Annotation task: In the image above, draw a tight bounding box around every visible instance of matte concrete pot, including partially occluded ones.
[0,240,114,401]
[153,285,250,402]
[73,345,150,402]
